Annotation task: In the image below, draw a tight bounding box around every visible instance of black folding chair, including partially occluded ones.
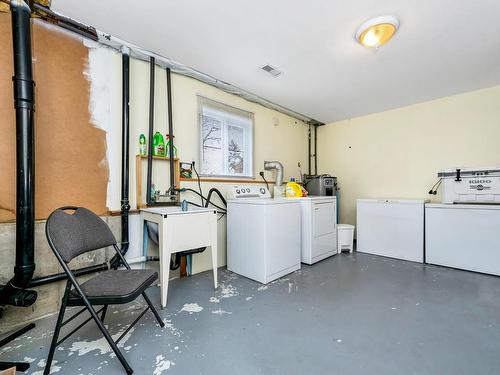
[44,207,164,375]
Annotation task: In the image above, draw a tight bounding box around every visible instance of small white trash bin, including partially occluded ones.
[337,224,355,253]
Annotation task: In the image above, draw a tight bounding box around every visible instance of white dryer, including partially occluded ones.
[284,196,337,264]
[227,186,301,284]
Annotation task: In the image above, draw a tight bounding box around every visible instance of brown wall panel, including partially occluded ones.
[0,15,109,222]
[0,15,16,222]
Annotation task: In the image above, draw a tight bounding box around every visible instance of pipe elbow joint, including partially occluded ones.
[264,160,284,186]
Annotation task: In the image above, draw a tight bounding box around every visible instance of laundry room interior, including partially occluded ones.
[1,1,500,374]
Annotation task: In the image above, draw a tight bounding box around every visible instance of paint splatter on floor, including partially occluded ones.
[31,360,60,375]
[211,309,232,315]
[180,303,203,314]
[257,285,268,291]
[68,327,135,357]
[220,284,239,298]
[153,354,171,374]
[162,319,182,337]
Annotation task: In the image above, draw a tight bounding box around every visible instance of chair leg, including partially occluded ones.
[81,297,133,375]
[44,292,68,375]
[142,291,164,327]
[101,305,108,323]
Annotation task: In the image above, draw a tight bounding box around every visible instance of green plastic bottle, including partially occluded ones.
[139,134,147,156]
[153,132,165,157]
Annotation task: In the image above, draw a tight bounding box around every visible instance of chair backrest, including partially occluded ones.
[46,207,117,263]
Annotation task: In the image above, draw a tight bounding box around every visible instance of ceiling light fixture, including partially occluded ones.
[355,15,399,48]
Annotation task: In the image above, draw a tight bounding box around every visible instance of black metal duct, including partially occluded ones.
[120,49,131,255]
[0,0,37,307]
[146,57,155,205]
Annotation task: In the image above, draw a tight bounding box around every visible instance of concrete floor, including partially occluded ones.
[2,253,500,375]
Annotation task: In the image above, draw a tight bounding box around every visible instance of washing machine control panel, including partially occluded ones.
[227,185,271,200]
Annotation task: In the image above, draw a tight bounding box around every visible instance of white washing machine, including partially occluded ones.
[285,196,337,264]
[227,186,301,284]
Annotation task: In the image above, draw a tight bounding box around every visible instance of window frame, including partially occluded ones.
[198,95,255,179]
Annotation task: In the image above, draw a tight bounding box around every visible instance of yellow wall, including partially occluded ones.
[318,85,500,228]
[128,58,309,272]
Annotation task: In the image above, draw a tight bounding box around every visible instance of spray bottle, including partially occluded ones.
[165,134,177,158]
[139,134,147,156]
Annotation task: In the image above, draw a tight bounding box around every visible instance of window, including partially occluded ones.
[199,96,254,177]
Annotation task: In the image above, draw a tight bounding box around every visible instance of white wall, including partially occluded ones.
[128,59,309,207]
[90,51,310,273]
[318,85,500,228]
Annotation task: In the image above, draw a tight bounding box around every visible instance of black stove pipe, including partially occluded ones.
[0,0,37,307]
[119,48,130,255]
[146,56,155,205]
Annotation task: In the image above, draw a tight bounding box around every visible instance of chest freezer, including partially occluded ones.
[425,203,500,276]
[357,199,428,263]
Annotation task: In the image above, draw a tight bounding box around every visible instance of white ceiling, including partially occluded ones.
[51,0,500,123]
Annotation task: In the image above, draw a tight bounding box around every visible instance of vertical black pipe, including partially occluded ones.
[308,124,311,176]
[0,0,37,307]
[13,0,35,285]
[166,67,175,196]
[146,57,155,204]
[314,124,318,175]
[120,48,130,252]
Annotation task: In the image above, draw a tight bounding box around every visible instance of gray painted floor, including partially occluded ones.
[2,253,500,375]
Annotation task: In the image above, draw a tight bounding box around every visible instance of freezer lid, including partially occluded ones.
[426,203,500,210]
[357,198,430,204]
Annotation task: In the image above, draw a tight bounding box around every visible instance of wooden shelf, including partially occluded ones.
[180,177,275,184]
[137,154,179,161]
[135,155,180,208]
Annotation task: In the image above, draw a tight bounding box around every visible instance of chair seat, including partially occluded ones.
[68,269,158,306]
